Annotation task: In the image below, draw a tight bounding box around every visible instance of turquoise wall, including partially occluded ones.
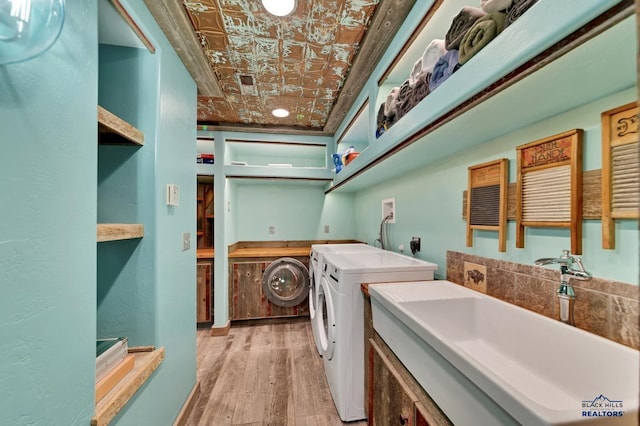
[233,182,356,241]
[0,2,98,425]
[97,0,198,424]
[354,88,638,284]
[1,1,197,424]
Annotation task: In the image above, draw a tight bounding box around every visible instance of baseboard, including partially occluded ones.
[210,320,231,336]
[173,381,200,426]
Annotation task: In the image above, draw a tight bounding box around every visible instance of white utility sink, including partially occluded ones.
[369,281,639,426]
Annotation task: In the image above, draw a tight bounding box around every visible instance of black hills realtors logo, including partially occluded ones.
[582,394,625,418]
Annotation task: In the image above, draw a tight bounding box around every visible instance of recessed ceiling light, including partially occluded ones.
[272,108,290,118]
[261,0,296,17]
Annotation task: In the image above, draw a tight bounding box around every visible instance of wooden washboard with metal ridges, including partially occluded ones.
[601,101,639,249]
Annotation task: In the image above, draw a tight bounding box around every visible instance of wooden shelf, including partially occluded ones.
[197,248,215,259]
[98,106,144,146]
[328,2,633,193]
[92,347,165,426]
[97,224,144,242]
[228,246,311,258]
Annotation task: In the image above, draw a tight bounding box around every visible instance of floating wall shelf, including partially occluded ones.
[97,224,144,242]
[91,347,165,426]
[98,106,144,146]
[327,1,633,193]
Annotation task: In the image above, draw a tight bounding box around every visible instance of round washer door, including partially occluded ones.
[261,257,309,308]
[316,275,336,360]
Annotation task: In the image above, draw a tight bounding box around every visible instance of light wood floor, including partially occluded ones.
[186,319,368,426]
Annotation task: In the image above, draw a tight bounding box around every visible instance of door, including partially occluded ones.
[316,275,336,359]
[196,261,212,323]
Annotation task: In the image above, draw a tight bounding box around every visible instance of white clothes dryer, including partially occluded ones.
[316,251,438,422]
[308,243,380,355]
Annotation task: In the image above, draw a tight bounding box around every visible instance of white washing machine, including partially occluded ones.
[316,251,438,422]
[309,243,380,355]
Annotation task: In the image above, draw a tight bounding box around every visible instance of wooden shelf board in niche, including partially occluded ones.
[92,347,165,426]
[98,106,144,146]
[97,224,144,242]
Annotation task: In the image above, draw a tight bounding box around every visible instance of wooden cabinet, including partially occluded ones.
[196,261,213,323]
[228,257,310,320]
[364,285,451,426]
[370,338,418,426]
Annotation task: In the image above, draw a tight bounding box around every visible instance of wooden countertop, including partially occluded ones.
[197,248,215,259]
[228,246,311,258]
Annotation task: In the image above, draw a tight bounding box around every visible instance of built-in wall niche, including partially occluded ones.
[331,1,634,193]
[95,2,164,425]
[336,100,369,155]
[197,137,215,173]
[225,139,327,168]
[375,0,471,126]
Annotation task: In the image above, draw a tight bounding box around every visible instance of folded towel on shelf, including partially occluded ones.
[429,49,460,91]
[396,81,413,118]
[398,91,418,118]
[421,39,447,75]
[459,12,507,65]
[376,103,386,130]
[481,0,513,13]
[412,71,431,103]
[506,0,539,27]
[445,7,486,50]
[409,57,424,88]
[384,86,400,117]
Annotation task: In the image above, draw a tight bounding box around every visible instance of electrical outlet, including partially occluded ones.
[410,237,420,254]
[182,232,191,251]
[324,225,330,233]
[268,225,275,234]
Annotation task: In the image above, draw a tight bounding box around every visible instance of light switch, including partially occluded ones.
[167,184,180,206]
[182,232,191,251]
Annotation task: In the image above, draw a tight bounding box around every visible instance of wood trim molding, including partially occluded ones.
[108,0,155,53]
[173,382,201,426]
[142,0,224,97]
[210,320,231,337]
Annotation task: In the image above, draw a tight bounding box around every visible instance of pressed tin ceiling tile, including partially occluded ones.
[183,0,380,130]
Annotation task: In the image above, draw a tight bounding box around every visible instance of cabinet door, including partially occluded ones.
[196,261,212,322]
[415,402,432,426]
[229,261,267,320]
[371,339,417,426]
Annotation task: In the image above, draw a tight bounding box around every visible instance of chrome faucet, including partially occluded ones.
[534,250,592,326]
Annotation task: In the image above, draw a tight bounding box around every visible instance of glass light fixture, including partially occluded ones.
[261,0,295,17]
[0,0,65,65]
[272,108,289,118]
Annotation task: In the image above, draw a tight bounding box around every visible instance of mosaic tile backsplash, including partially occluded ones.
[447,251,639,350]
